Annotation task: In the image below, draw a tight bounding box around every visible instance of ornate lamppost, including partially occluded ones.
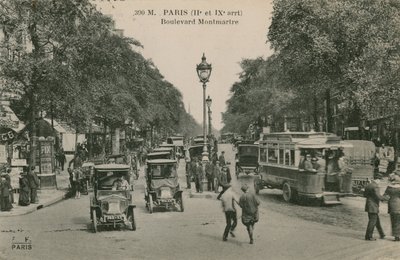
[196,53,212,162]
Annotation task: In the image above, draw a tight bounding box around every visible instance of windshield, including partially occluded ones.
[97,190,129,199]
[239,146,258,155]
[148,164,177,179]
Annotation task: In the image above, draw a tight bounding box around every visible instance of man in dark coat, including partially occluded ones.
[0,173,12,211]
[58,148,66,171]
[364,175,387,240]
[205,161,215,192]
[18,172,30,206]
[28,170,40,204]
[194,160,204,193]
[218,151,226,167]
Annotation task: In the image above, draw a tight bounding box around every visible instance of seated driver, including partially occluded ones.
[113,176,130,190]
[120,176,129,190]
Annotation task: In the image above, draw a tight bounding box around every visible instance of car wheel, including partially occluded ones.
[282,183,292,202]
[128,208,136,231]
[149,195,153,214]
[254,179,260,194]
[92,209,98,233]
[179,195,184,212]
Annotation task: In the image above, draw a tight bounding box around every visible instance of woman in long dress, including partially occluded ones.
[18,173,30,206]
[384,174,400,241]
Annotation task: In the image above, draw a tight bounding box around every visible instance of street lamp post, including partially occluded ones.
[196,53,212,162]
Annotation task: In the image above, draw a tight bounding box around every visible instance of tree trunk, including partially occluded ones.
[102,118,107,156]
[326,88,333,133]
[29,91,37,174]
[313,95,320,131]
[89,123,93,159]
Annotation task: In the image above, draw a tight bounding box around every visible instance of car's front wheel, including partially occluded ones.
[92,209,98,233]
[128,207,136,231]
[148,195,153,214]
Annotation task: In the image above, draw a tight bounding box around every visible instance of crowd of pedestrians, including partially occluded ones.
[0,166,40,212]
[364,171,400,241]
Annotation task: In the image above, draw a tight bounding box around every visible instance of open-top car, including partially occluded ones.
[235,142,259,177]
[90,164,136,232]
[145,159,183,213]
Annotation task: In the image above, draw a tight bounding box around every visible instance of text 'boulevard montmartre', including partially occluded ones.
[160,18,239,25]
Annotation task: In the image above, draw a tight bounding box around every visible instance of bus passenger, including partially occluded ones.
[304,154,316,173]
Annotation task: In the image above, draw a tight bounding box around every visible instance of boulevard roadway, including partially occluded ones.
[0,144,399,260]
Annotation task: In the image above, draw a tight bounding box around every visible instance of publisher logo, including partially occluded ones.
[11,236,32,250]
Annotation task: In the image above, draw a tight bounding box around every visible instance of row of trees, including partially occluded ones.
[222,0,400,138]
[0,0,200,160]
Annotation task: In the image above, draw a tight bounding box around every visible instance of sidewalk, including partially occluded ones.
[0,171,71,217]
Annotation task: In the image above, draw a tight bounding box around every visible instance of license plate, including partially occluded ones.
[106,215,122,220]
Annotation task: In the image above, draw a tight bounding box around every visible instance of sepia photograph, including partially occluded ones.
[0,0,400,259]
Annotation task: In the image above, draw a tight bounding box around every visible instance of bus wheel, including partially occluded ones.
[282,183,292,202]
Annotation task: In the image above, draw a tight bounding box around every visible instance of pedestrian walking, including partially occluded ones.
[73,169,82,199]
[220,184,238,241]
[217,165,232,199]
[58,148,66,171]
[27,169,39,204]
[364,174,387,241]
[213,161,221,193]
[205,161,214,192]
[0,173,12,211]
[18,172,30,206]
[194,160,204,193]
[218,151,226,167]
[185,162,191,189]
[4,168,14,204]
[383,174,400,241]
[239,184,260,244]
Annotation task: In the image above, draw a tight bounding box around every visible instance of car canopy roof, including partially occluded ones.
[95,164,130,171]
[146,159,177,165]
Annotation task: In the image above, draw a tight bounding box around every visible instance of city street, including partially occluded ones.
[0,144,398,260]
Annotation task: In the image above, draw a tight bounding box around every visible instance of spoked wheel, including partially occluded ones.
[178,194,184,212]
[127,207,136,231]
[148,195,153,214]
[92,209,98,233]
[282,183,292,202]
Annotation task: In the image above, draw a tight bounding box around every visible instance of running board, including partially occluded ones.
[322,193,342,205]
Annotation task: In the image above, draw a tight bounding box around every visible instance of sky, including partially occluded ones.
[93,0,275,130]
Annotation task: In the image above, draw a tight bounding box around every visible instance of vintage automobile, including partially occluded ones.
[144,159,184,213]
[235,142,259,177]
[167,136,185,159]
[90,164,136,232]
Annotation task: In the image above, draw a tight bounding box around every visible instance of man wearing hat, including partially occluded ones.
[28,168,40,204]
[239,184,260,244]
[383,174,400,241]
[218,151,226,167]
[364,174,387,241]
[0,172,12,211]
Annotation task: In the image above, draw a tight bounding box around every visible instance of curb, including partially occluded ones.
[0,190,68,217]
